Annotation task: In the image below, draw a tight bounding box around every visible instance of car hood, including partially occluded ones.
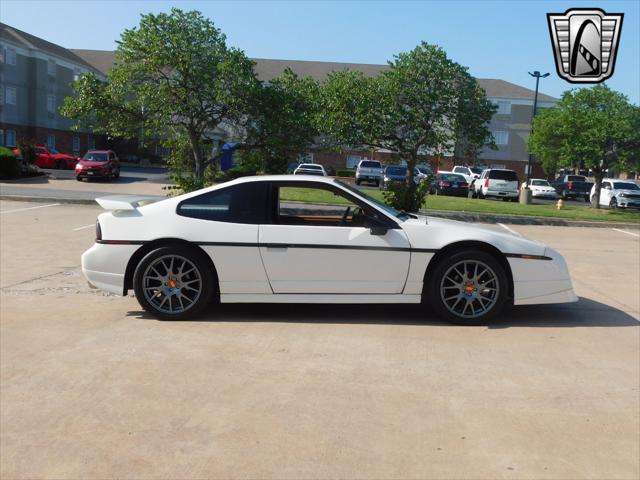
[401,215,547,256]
[78,160,108,167]
[615,188,640,195]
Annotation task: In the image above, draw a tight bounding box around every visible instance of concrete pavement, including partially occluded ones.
[1,200,638,479]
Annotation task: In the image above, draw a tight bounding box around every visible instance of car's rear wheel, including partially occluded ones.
[56,159,65,169]
[427,250,508,325]
[133,246,215,320]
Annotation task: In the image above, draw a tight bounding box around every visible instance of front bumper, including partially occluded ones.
[77,170,110,178]
[618,198,640,208]
[509,247,577,305]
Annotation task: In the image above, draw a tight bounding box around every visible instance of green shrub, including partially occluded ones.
[0,146,21,180]
[382,179,429,212]
[336,168,355,177]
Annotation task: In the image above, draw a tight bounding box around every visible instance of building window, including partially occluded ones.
[5,86,16,105]
[6,130,17,147]
[0,130,4,146]
[47,94,56,113]
[5,48,16,66]
[88,136,95,150]
[47,134,55,149]
[73,68,82,82]
[346,155,362,168]
[496,100,511,115]
[47,59,56,76]
[0,87,3,105]
[72,136,81,153]
[493,130,509,146]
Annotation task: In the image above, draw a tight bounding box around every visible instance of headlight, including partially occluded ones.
[619,193,626,197]
[75,163,82,170]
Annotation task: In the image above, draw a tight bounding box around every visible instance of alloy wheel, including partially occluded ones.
[142,254,202,314]
[440,260,500,319]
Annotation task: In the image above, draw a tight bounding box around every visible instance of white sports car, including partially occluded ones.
[82,175,577,324]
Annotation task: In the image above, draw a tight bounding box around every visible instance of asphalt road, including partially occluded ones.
[1,199,638,479]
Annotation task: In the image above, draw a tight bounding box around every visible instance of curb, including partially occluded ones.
[1,193,638,229]
[0,194,97,205]
[420,208,640,230]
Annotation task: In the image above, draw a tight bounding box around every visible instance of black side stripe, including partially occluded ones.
[96,240,551,260]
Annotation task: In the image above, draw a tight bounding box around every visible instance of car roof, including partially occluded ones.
[297,163,322,167]
[86,149,111,153]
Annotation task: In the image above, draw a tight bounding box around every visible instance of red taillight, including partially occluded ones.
[484,178,489,188]
[439,181,450,187]
[568,181,573,189]
[95,220,102,241]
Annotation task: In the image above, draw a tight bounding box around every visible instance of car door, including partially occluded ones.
[600,182,612,206]
[259,181,411,294]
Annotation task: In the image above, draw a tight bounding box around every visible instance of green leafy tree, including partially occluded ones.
[319,42,495,211]
[62,9,319,189]
[529,85,639,208]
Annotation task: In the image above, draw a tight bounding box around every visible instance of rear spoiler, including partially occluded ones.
[95,195,163,211]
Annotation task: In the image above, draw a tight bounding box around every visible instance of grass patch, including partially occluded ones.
[279,186,640,223]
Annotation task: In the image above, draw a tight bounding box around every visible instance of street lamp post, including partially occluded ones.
[526,71,549,184]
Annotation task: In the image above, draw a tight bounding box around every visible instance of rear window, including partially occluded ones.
[360,161,382,168]
[386,166,407,175]
[439,173,467,182]
[488,170,518,181]
[567,175,587,182]
[469,167,483,175]
[177,183,268,224]
[531,180,550,186]
[299,164,321,170]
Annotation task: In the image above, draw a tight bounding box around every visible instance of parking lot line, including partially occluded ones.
[497,223,521,236]
[0,203,60,215]
[612,228,640,238]
[72,224,95,231]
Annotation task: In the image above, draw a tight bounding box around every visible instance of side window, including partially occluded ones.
[277,185,373,228]
[177,183,268,224]
[603,182,611,190]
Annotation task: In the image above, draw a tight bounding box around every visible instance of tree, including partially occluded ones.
[62,9,319,189]
[319,42,495,211]
[529,85,639,208]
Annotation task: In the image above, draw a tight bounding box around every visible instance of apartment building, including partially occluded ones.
[0,23,106,155]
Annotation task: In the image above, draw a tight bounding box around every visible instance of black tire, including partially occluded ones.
[502,197,510,202]
[610,197,618,209]
[478,191,485,199]
[133,245,215,320]
[114,169,120,179]
[426,250,509,325]
[355,179,361,186]
[56,159,66,170]
[561,189,568,200]
[583,194,589,202]
[76,177,83,182]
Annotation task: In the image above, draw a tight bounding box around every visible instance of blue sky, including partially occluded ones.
[2,0,638,103]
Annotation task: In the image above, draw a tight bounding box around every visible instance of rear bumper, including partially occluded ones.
[81,242,139,295]
[485,190,518,198]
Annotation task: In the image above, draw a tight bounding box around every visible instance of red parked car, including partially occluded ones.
[75,150,121,181]
[34,146,79,170]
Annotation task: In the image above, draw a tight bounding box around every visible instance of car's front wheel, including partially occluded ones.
[427,250,509,325]
[610,197,618,209]
[133,246,215,320]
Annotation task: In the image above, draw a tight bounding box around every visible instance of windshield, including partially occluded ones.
[531,180,550,186]
[613,182,639,190]
[299,164,321,169]
[416,166,431,174]
[386,166,407,175]
[49,148,60,154]
[567,175,587,182]
[360,161,381,168]
[82,152,108,162]
[335,179,406,220]
[469,167,483,174]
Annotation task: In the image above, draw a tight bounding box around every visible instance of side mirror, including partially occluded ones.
[367,217,388,235]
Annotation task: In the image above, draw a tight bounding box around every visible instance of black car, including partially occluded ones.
[429,173,469,197]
